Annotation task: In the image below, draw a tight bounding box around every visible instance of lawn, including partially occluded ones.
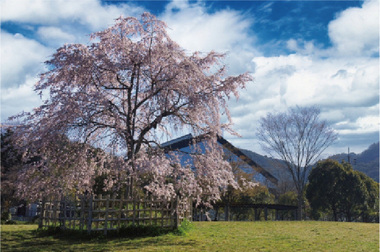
[1,221,378,251]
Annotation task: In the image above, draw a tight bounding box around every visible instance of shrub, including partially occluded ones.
[1,211,11,221]
[175,219,194,235]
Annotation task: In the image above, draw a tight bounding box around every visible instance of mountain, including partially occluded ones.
[328,142,379,182]
[240,142,379,183]
[240,149,291,181]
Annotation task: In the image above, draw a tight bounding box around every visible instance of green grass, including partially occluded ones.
[1,221,379,251]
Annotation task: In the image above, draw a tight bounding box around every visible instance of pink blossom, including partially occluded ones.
[9,13,252,205]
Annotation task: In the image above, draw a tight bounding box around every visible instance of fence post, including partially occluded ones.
[171,198,175,228]
[73,194,77,230]
[110,194,115,230]
[189,198,193,221]
[80,195,84,231]
[39,198,45,229]
[53,195,58,227]
[132,198,136,226]
[174,195,179,228]
[154,198,158,226]
[46,197,50,227]
[161,200,164,228]
[104,195,110,236]
[137,199,140,226]
[62,195,66,229]
[118,194,123,230]
[87,195,93,235]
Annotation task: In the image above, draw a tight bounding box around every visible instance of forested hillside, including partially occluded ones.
[241,142,379,183]
[240,149,292,184]
[329,142,379,182]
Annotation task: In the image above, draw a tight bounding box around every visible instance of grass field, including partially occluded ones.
[1,221,379,251]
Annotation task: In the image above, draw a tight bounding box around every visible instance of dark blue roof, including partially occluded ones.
[161,133,278,185]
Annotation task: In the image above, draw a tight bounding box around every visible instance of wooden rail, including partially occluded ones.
[39,194,191,235]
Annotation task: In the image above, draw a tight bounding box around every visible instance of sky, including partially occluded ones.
[1,0,379,157]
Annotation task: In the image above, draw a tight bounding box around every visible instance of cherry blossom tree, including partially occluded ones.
[9,13,252,205]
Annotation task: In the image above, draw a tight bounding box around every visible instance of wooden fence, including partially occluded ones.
[39,194,191,235]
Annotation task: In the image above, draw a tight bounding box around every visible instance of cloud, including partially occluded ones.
[160,1,258,75]
[1,0,145,30]
[286,39,320,56]
[37,26,76,47]
[224,0,379,155]
[328,0,379,57]
[230,54,378,132]
[0,32,51,121]
[1,77,42,122]
[162,2,251,52]
[1,32,52,88]
[0,0,146,121]
[341,115,379,135]
[0,0,378,156]
[155,0,379,156]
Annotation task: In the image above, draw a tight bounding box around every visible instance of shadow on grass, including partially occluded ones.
[35,225,178,241]
[111,237,198,251]
[2,222,197,251]
[1,230,60,252]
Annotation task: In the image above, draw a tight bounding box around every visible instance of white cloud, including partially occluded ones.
[1,32,52,88]
[349,115,379,134]
[163,5,250,52]
[160,1,258,75]
[328,0,379,57]
[286,39,316,54]
[37,26,76,47]
[225,0,379,154]
[158,1,265,147]
[1,77,42,121]
[0,0,146,121]
[1,0,145,30]
[0,0,378,156]
[0,32,49,121]
[227,52,378,152]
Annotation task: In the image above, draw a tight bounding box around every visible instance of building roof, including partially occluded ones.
[161,133,278,185]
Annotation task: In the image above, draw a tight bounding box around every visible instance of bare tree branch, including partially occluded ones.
[257,106,338,219]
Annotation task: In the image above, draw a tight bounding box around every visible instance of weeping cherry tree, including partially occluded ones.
[9,13,252,207]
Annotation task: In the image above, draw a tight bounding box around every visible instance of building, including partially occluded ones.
[161,133,278,188]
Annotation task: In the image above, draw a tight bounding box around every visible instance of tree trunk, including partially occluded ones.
[332,208,338,221]
[346,211,352,222]
[225,204,229,221]
[297,194,303,220]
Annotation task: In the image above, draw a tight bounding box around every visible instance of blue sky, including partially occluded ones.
[1,0,379,157]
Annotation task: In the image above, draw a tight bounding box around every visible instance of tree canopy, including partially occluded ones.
[8,13,252,205]
[306,159,379,222]
[257,106,338,219]
[1,129,23,213]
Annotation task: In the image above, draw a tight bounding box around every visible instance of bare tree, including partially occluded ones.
[257,106,338,219]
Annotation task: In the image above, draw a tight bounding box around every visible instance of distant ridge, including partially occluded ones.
[240,142,379,183]
[328,142,379,182]
[239,149,289,182]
